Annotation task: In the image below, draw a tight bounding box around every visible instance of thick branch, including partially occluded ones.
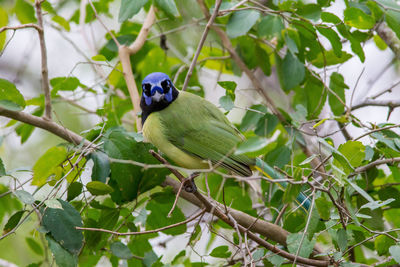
[118,6,156,131]
[0,107,92,148]
[376,22,400,59]
[182,0,222,91]
[35,0,52,120]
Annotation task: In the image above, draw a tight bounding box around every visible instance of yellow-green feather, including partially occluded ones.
[142,91,254,176]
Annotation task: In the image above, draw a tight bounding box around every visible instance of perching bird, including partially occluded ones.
[140,72,310,210]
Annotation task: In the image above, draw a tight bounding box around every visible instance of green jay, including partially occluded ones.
[140,72,310,210]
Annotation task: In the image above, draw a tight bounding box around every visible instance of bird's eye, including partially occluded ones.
[161,80,171,93]
[142,83,151,95]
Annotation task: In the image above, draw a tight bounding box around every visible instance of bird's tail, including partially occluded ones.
[254,158,311,212]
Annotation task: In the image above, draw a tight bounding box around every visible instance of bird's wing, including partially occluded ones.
[161,91,254,176]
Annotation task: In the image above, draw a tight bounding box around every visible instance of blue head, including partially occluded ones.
[140,72,179,124]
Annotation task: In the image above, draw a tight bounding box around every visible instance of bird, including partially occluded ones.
[140,72,310,210]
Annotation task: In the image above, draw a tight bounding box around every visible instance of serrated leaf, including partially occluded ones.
[110,241,133,259]
[209,245,231,258]
[338,141,365,167]
[227,10,260,38]
[46,235,77,267]
[118,0,148,22]
[389,245,400,263]
[0,78,26,111]
[14,190,35,205]
[32,146,68,186]
[3,210,25,234]
[42,199,83,254]
[344,7,375,29]
[219,95,234,111]
[87,151,110,183]
[86,181,114,195]
[154,0,179,19]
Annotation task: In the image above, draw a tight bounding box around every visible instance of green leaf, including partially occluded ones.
[26,237,44,255]
[52,15,70,31]
[283,184,302,204]
[338,141,365,167]
[227,10,260,38]
[154,0,179,19]
[329,72,348,116]
[286,233,315,258]
[3,210,25,234]
[103,128,168,203]
[337,229,347,252]
[32,146,68,186]
[373,34,387,50]
[332,151,354,174]
[88,151,110,183]
[42,199,83,254]
[254,113,279,137]
[265,146,290,169]
[360,199,395,210]
[235,136,269,155]
[110,241,134,259]
[85,209,120,250]
[386,12,400,40]
[257,15,284,38]
[86,181,114,196]
[321,12,341,24]
[344,7,375,29]
[389,245,400,263]
[375,235,395,255]
[0,157,6,176]
[14,190,35,205]
[297,3,321,20]
[0,8,8,51]
[209,245,231,258]
[219,95,234,111]
[280,52,305,91]
[91,55,107,61]
[15,107,43,144]
[311,50,352,68]
[317,26,342,57]
[67,182,83,201]
[146,189,186,235]
[50,77,80,96]
[118,0,148,22]
[0,78,26,111]
[46,235,78,267]
[217,81,237,100]
[14,0,36,24]
[143,251,159,267]
[239,104,268,132]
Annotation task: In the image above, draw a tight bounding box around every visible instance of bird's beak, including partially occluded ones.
[152,91,164,102]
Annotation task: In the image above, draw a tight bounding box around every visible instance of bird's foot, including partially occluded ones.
[183,173,200,193]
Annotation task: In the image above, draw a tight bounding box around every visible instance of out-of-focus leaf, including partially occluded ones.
[286,233,315,258]
[360,199,395,210]
[26,237,44,255]
[46,235,77,267]
[110,241,133,259]
[0,78,26,111]
[389,245,400,263]
[0,157,5,176]
[280,52,305,91]
[227,10,260,38]
[311,50,352,68]
[338,141,365,167]
[217,81,236,100]
[50,77,80,96]
[42,199,83,254]
[235,136,269,155]
[219,95,234,111]
[386,12,400,40]
[118,0,148,22]
[32,146,68,186]
[344,7,375,29]
[337,229,347,252]
[52,15,70,31]
[14,0,36,24]
[14,190,35,205]
[328,72,348,115]
[375,235,396,255]
[209,245,231,258]
[91,55,107,61]
[154,0,179,18]
[3,210,25,234]
[257,15,284,39]
[67,182,83,201]
[0,8,8,51]
[321,12,341,24]
[15,107,43,144]
[86,181,114,196]
[373,34,387,50]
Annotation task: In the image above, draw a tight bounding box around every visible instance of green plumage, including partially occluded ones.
[143,91,255,176]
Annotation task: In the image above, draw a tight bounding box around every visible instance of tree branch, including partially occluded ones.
[0,24,42,33]
[182,0,223,91]
[35,0,52,120]
[376,22,400,59]
[351,99,400,111]
[118,6,156,131]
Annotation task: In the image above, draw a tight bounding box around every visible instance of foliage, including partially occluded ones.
[1,0,400,266]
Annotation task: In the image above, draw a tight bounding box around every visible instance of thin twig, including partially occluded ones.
[0,24,42,33]
[182,0,223,91]
[35,0,52,119]
[76,208,206,235]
